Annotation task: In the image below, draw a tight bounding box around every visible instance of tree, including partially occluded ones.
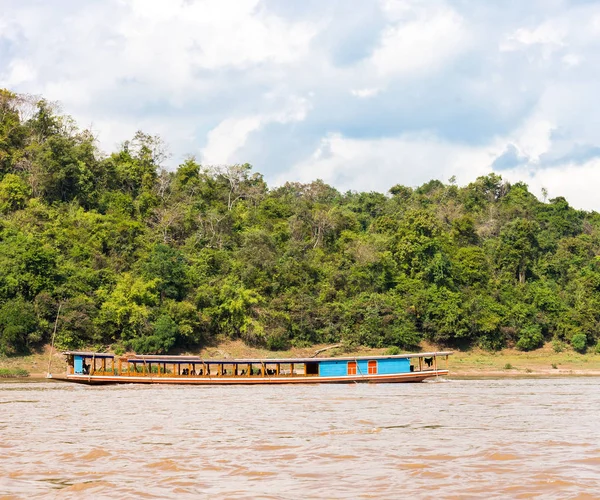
[0,173,30,213]
[0,297,40,355]
[130,314,178,354]
[54,296,99,350]
[394,209,442,275]
[210,163,266,210]
[210,279,264,342]
[0,90,34,175]
[454,247,489,287]
[497,218,539,284]
[96,273,159,343]
[342,293,421,348]
[516,324,544,351]
[142,244,188,301]
[422,286,469,343]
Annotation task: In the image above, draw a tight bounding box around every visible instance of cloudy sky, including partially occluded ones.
[2,0,600,209]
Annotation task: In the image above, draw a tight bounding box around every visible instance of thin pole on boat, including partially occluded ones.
[90,353,95,382]
[142,357,153,383]
[45,302,62,379]
[355,358,366,379]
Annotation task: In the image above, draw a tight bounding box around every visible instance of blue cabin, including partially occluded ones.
[317,357,411,377]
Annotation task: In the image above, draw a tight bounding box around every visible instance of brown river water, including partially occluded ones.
[1,377,599,499]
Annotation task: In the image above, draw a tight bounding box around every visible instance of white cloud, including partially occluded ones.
[121,0,315,74]
[510,118,554,163]
[350,88,381,98]
[0,0,315,110]
[280,128,600,212]
[4,60,36,86]
[202,116,263,164]
[277,132,501,192]
[370,3,468,77]
[561,53,581,67]
[501,22,566,52]
[501,159,600,212]
[202,95,311,164]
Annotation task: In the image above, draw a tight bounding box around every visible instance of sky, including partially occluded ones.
[2,0,600,210]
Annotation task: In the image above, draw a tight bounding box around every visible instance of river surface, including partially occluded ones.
[1,377,599,499]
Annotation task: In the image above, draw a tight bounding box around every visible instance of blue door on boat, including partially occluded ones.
[74,356,84,374]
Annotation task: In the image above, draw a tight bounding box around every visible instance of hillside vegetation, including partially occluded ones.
[1,89,600,356]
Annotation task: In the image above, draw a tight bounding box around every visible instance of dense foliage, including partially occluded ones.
[1,89,600,355]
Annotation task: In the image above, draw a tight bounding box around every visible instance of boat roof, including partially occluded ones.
[63,351,115,359]
[63,351,453,363]
[123,351,453,364]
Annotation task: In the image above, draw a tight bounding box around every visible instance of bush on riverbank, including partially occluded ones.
[571,333,587,353]
[0,368,29,378]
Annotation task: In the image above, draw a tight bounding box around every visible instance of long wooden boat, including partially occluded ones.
[55,351,452,385]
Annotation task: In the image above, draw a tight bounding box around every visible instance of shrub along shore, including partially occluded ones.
[1,341,599,379]
[0,367,29,378]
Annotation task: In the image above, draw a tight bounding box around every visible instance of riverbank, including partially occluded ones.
[0,346,66,378]
[1,341,600,379]
[449,346,600,377]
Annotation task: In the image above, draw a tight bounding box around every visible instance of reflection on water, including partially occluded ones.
[1,378,599,498]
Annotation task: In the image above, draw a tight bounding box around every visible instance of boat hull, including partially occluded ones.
[56,370,448,385]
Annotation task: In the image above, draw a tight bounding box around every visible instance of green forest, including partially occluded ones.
[1,89,600,356]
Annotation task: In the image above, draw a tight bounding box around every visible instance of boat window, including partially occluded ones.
[264,364,278,376]
[182,363,198,376]
[305,362,319,376]
[221,364,236,376]
[347,361,357,375]
[368,360,377,374]
[218,363,238,377]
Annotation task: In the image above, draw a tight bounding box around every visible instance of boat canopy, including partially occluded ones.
[126,357,213,364]
[63,351,115,359]
[123,351,453,364]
